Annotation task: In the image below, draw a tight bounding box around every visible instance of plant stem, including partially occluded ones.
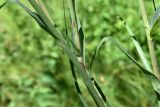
[67,0,109,107]
[68,0,80,49]
[139,0,159,79]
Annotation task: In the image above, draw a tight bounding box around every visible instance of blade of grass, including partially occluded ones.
[15,1,57,40]
[150,6,160,34]
[70,60,89,107]
[63,1,89,106]
[36,0,53,23]
[62,42,109,107]
[0,1,7,9]
[27,0,64,41]
[152,0,156,11]
[10,1,110,107]
[90,36,160,106]
[91,77,107,103]
[139,0,160,79]
[68,0,85,64]
[118,17,152,72]
[67,1,110,106]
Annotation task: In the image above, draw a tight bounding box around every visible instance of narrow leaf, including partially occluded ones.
[70,60,89,107]
[150,5,160,33]
[63,1,88,106]
[15,0,58,39]
[90,36,160,103]
[90,37,159,83]
[28,0,64,40]
[68,0,85,63]
[118,17,152,72]
[91,77,107,103]
[0,1,7,9]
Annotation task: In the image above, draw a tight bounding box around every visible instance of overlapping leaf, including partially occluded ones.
[14,0,109,106]
[90,36,160,104]
[15,0,57,39]
[150,5,160,33]
[118,17,152,72]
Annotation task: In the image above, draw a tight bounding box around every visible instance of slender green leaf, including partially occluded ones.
[11,1,110,106]
[68,1,110,106]
[150,5,160,33]
[70,60,89,107]
[63,1,88,106]
[27,0,64,40]
[91,77,107,103]
[68,0,85,63]
[15,0,58,39]
[62,42,109,107]
[92,37,158,80]
[0,1,7,9]
[118,17,152,72]
[90,36,160,103]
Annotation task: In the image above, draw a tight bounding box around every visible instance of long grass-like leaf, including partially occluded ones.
[62,42,109,107]
[90,36,160,103]
[150,5,160,33]
[27,0,64,40]
[91,37,159,79]
[70,60,89,107]
[68,1,110,106]
[68,0,85,63]
[0,1,7,9]
[15,0,57,39]
[7,1,110,107]
[91,77,107,103]
[118,17,152,72]
[63,1,89,106]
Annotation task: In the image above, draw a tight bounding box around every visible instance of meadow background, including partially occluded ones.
[0,0,160,107]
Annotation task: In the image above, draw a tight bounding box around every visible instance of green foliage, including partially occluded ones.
[0,0,160,107]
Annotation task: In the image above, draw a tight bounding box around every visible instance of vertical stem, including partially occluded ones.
[67,0,109,107]
[139,0,159,78]
[68,0,80,49]
[68,0,84,64]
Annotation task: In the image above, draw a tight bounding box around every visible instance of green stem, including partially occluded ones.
[67,0,109,107]
[139,0,159,79]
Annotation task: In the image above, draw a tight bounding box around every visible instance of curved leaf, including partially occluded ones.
[118,17,152,72]
[90,36,160,103]
[91,37,160,84]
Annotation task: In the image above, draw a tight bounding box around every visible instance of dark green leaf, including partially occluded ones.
[15,0,58,39]
[91,37,158,80]
[28,0,63,40]
[90,36,160,103]
[150,5,160,33]
[0,1,7,9]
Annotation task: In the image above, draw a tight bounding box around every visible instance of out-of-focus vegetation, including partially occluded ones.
[0,0,160,107]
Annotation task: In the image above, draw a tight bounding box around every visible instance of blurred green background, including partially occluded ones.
[0,0,160,107]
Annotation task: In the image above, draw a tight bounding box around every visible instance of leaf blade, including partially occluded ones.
[150,5,160,33]
[0,1,7,9]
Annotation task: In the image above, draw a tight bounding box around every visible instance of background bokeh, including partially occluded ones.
[0,0,160,107]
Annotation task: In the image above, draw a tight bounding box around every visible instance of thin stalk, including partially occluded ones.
[67,0,84,64]
[67,0,109,107]
[139,0,160,79]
